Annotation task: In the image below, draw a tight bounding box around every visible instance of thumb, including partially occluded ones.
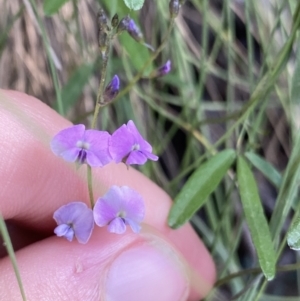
[0,227,209,301]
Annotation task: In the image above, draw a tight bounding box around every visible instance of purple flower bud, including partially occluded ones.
[103,75,120,103]
[157,60,172,77]
[109,120,158,165]
[53,202,94,244]
[51,124,112,167]
[127,19,143,42]
[93,186,145,234]
[117,16,130,34]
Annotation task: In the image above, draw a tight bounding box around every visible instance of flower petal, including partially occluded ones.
[51,124,85,158]
[126,151,148,165]
[108,217,126,234]
[120,186,145,223]
[142,150,159,161]
[54,224,74,240]
[109,125,134,163]
[125,218,142,233]
[53,202,94,244]
[84,130,112,167]
[60,147,81,163]
[93,186,124,227]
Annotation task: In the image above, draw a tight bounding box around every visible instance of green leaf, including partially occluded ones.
[123,0,145,10]
[237,156,276,281]
[287,217,300,250]
[168,149,236,229]
[55,63,95,113]
[291,41,300,105]
[245,152,282,188]
[43,0,70,16]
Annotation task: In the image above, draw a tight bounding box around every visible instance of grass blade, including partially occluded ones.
[237,156,276,281]
[287,217,300,250]
[245,152,282,188]
[0,216,27,300]
[168,149,236,229]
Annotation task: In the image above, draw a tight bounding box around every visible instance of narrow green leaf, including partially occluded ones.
[43,0,70,16]
[0,216,27,300]
[237,156,276,281]
[168,149,236,228]
[123,0,145,10]
[55,63,95,113]
[245,152,282,188]
[291,41,300,105]
[287,217,300,250]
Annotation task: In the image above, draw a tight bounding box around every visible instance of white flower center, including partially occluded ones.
[76,140,90,150]
[131,143,140,151]
[118,210,126,218]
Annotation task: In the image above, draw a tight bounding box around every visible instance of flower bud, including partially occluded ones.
[157,60,171,76]
[103,75,120,103]
[127,19,143,42]
[169,0,180,19]
[97,9,108,30]
[149,60,172,78]
[111,14,119,28]
[117,16,130,34]
[97,10,109,56]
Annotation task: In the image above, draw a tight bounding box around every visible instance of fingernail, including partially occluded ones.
[104,237,189,301]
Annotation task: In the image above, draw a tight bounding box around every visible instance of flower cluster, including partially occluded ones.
[51,120,157,243]
[51,120,158,167]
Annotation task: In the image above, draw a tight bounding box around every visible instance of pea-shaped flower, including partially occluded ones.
[51,124,112,167]
[93,186,145,234]
[109,120,158,165]
[53,202,94,244]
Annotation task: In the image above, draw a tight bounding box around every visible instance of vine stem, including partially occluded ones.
[87,29,113,208]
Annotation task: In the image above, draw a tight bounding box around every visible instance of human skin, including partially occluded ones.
[0,90,216,301]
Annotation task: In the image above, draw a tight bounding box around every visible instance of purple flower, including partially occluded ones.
[93,186,145,234]
[53,202,94,244]
[51,124,112,167]
[157,60,171,76]
[109,120,158,165]
[103,75,120,103]
[127,19,143,42]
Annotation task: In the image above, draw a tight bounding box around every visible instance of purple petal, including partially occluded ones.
[93,186,124,226]
[60,148,81,163]
[126,121,149,148]
[51,125,85,159]
[126,151,148,165]
[157,60,171,76]
[108,217,126,234]
[142,150,159,161]
[119,186,145,223]
[53,202,94,244]
[93,186,145,234]
[104,75,120,103]
[109,124,135,163]
[84,130,112,167]
[125,218,141,233]
[54,224,74,241]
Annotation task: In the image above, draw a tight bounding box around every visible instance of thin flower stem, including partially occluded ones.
[91,36,112,129]
[87,165,94,208]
